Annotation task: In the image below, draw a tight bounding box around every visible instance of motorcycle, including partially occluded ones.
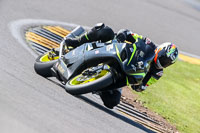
[34,26,155,95]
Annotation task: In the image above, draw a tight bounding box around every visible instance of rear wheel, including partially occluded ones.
[34,52,59,77]
[65,65,114,95]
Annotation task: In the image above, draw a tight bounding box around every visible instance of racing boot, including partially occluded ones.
[65,23,114,48]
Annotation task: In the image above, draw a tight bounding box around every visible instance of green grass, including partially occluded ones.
[134,61,200,133]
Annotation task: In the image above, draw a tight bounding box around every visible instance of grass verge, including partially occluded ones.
[134,61,200,133]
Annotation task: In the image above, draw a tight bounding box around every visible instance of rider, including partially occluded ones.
[64,23,179,108]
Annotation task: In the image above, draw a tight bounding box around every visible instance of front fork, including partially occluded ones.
[51,62,63,82]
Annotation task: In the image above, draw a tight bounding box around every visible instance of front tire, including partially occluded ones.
[34,53,58,77]
[65,66,114,95]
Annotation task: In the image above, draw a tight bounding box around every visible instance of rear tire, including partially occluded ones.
[65,67,114,95]
[34,54,58,77]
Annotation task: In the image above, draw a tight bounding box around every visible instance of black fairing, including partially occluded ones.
[56,39,155,85]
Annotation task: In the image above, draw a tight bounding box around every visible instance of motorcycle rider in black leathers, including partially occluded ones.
[64,23,179,109]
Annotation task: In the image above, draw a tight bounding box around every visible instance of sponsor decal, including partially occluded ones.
[137,61,144,68]
[57,64,65,74]
[55,62,59,67]
[131,64,137,71]
[95,50,99,54]
[106,44,113,51]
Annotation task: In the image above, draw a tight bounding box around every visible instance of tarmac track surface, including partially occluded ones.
[0,0,200,133]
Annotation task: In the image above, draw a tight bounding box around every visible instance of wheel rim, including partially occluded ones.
[69,69,110,85]
[40,53,59,62]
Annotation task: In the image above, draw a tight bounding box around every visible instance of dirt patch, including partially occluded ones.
[121,86,179,133]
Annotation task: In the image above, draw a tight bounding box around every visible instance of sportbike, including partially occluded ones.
[34,26,154,95]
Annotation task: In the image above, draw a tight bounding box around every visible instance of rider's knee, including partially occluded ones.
[100,89,121,109]
[88,23,114,42]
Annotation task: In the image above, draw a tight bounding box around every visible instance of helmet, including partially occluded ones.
[154,42,178,69]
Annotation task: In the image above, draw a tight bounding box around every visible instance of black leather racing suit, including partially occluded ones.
[116,29,163,92]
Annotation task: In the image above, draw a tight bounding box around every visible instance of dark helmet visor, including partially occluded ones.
[159,55,173,68]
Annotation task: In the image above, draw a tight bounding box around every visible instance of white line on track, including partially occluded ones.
[8,19,200,59]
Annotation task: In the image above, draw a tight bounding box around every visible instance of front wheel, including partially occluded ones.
[34,52,59,77]
[65,65,114,95]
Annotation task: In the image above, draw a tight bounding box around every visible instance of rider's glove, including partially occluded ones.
[131,84,147,92]
[116,29,136,43]
[64,37,80,48]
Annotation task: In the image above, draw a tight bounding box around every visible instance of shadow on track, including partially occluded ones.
[76,95,155,133]
[47,78,155,133]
